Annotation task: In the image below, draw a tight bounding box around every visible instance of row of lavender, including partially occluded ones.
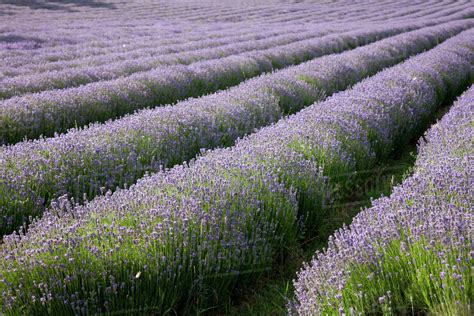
[176,0,431,24]
[0,23,422,145]
[0,21,294,64]
[175,0,467,25]
[2,17,474,145]
[0,21,469,237]
[1,27,471,314]
[4,0,467,79]
[291,86,474,315]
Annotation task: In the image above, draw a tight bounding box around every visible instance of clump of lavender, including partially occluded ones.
[291,86,473,315]
[0,26,338,78]
[0,21,471,237]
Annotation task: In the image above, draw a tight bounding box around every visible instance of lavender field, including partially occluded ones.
[0,0,472,315]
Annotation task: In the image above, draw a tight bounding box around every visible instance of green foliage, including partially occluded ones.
[334,237,472,315]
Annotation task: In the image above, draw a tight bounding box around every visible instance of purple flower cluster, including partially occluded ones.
[0,20,470,237]
[291,87,474,315]
[0,25,471,314]
[1,15,473,144]
[0,23,284,70]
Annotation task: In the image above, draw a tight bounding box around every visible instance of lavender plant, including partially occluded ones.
[0,26,471,314]
[1,27,330,76]
[291,86,474,316]
[3,0,391,66]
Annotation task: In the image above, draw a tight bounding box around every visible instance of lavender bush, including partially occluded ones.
[3,0,392,65]
[0,26,471,314]
[0,21,470,237]
[291,86,474,315]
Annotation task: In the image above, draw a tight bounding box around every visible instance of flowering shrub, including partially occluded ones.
[291,86,473,315]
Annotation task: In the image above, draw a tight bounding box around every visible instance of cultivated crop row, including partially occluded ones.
[2,21,353,76]
[2,2,469,90]
[295,0,472,25]
[0,23,282,64]
[6,0,469,78]
[185,0,464,25]
[0,20,469,237]
[0,27,471,314]
[291,85,473,315]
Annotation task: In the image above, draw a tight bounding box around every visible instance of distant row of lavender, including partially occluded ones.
[3,3,385,70]
[0,21,283,64]
[1,27,471,314]
[0,0,438,53]
[0,20,469,237]
[0,22,432,145]
[2,1,465,74]
[291,86,473,315]
[0,23,301,66]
